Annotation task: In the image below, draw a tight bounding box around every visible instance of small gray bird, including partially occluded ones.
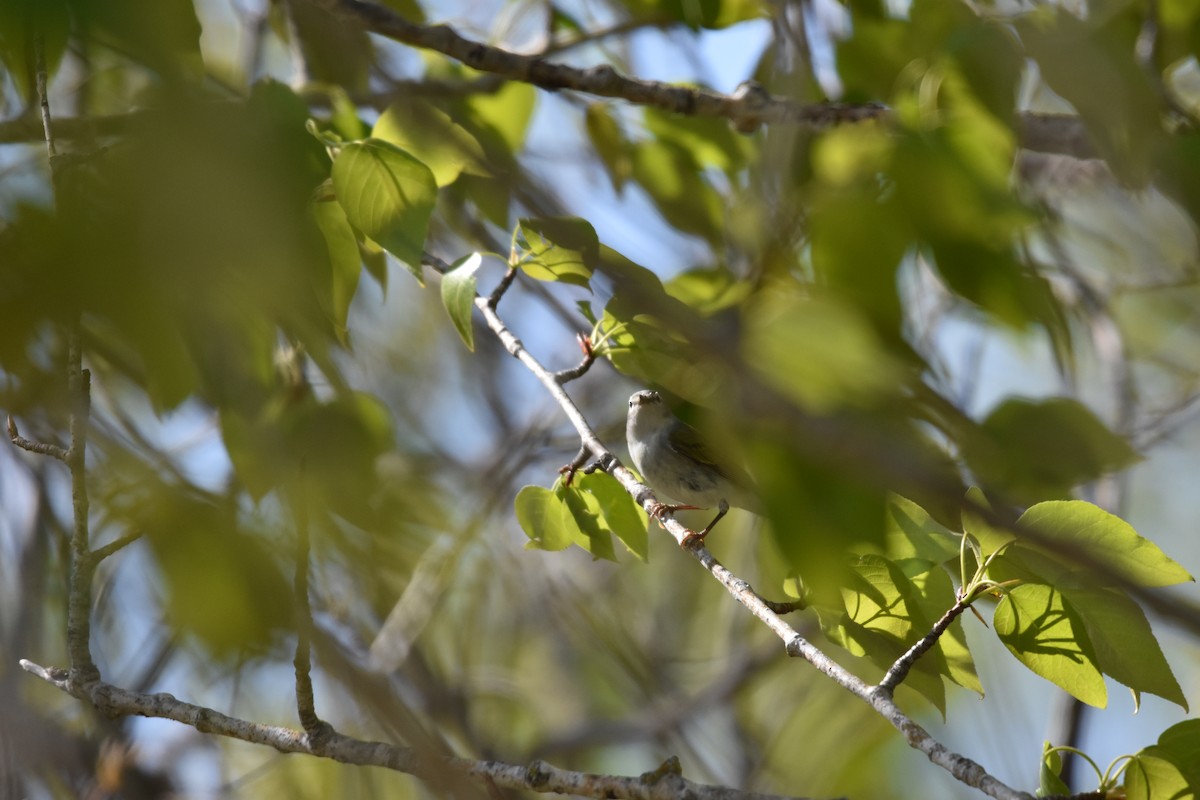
[626,390,759,542]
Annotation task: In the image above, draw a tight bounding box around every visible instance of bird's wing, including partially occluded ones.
[667,421,727,474]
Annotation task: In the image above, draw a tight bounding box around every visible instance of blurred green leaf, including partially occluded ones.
[332,139,437,282]
[585,103,632,193]
[0,0,69,101]
[373,100,489,187]
[284,0,372,90]
[631,138,724,242]
[440,252,482,351]
[516,217,597,288]
[664,267,752,315]
[1017,7,1162,184]
[644,106,753,172]
[994,582,1106,707]
[140,488,292,656]
[962,398,1140,504]
[311,183,362,344]
[744,286,903,414]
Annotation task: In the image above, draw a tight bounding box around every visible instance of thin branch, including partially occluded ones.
[19,659,812,800]
[7,416,68,461]
[322,0,1092,158]
[877,598,973,694]
[487,265,519,308]
[90,530,144,563]
[34,34,57,159]
[292,490,326,737]
[470,274,1032,800]
[65,333,99,684]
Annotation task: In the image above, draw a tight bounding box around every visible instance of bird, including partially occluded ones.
[625,389,759,543]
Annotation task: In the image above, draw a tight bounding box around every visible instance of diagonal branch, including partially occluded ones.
[876,598,973,695]
[469,273,1033,800]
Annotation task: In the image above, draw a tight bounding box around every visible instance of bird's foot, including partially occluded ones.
[647,502,699,524]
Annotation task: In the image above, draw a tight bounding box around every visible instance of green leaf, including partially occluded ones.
[465,77,536,156]
[884,494,961,564]
[664,267,752,316]
[644,106,753,172]
[311,184,362,344]
[559,482,617,562]
[576,471,648,561]
[0,0,69,101]
[1153,719,1200,790]
[1038,742,1071,797]
[439,253,482,351]
[963,398,1140,504]
[516,486,573,551]
[994,583,1107,707]
[1124,752,1190,800]
[585,103,632,193]
[332,139,437,282]
[1069,586,1187,710]
[743,288,903,414]
[373,100,489,187]
[516,217,597,288]
[630,138,724,242]
[961,486,1014,557]
[1018,500,1193,588]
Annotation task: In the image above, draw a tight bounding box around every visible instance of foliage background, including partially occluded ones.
[1,0,1199,798]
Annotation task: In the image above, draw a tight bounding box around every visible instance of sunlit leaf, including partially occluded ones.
[439,252,483,351]
[994,583,1107,708]
[1018,500,1193,588]
[516,486,572,551]
[332,139,437,282]
[373,100,489,187]
[311,184,362,344]
[516,217,597,287]
[576,471,648,561]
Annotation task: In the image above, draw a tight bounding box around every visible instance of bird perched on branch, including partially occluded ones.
[626,389,759,544]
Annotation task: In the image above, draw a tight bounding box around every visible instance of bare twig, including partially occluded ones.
[291,493,326,737]
[7,416,68,461]
[34,34,57,159]
[90,530,145,563]
[876,599,973,694]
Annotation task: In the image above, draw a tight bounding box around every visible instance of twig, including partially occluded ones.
[876,598,972,694]
[7,416,68,461]
[18,659,811,800]
[65,332,99,685]
[34,34,57,160]
[487,265,519,308]
[322,0,1092,158]
[291,493,326,737]
[90,530,145,563]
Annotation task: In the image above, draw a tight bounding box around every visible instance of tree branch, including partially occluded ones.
[7,416,68,461]
[19,659,813,800]
[876,598,973,695]
[470,273,1033,800]
[323,0,1093,158]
